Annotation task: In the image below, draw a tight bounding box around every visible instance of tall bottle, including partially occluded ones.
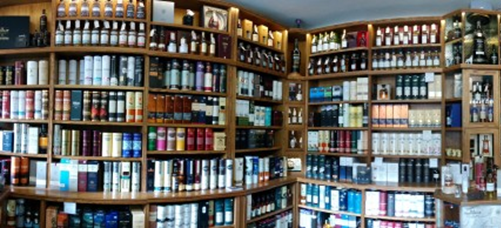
[209,33,216,56]
[137,0,145,19]
[292,38,301,73]
[237,19,243,37]
[68,0,78,17]
[40,9,48,32]
[200,32,207,55]
[92,0,101,17]
[126,0,135,19]
[115,0,124,18]
[341,29,347,48]
[104,0,113,18]
[39,125,48,154]
[57,0,66,17]
[80,0,90,17]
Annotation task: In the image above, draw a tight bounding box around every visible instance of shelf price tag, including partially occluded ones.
[64,202,77,214]
[429,158,438,168]
[425,72,435,82]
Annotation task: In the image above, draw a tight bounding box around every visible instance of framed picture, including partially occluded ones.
[202,5,228,31]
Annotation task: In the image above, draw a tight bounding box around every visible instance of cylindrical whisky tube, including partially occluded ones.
[176,128,185,151]
[5,66,13,85]
[132,133,141,158]
[26,61,38,85]
[125,91,135,122]
[127,56,135,86]
[118,56,127,86]
[116,91,125,122]
[134,91,143,122]
[147,127,156,151]
[61,129,71,156]
[1,91,9,119]
[101,132,112,157]
[17,91,26,119]
[41,90,49,120]
[108,91,117,122]
[111,132,122,157]
[99,91,108,121]
[38,60,49,85]
[156,127,166,151]
[79,59,85,85]
[92,55,102,86]
[167,127,176,151]
[91,91,101,121]
[70,130,80,156]
[122,133,132,158]
[25,91,34,119]
[54,90,62,120]
[68,59,78,85]
[62,90,71,120]
[82,91,91,121]
[84,56,93,85]
[58,60,67,85]
[33,90,42,120]
[101,55,111,86]
[10,90,19,119]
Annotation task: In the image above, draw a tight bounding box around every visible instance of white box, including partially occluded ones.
[386,162,399,183]
[153,0,175,23]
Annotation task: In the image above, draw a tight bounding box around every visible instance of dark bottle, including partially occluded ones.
[39,125,48,154]
[308,59,314,75]
[292,38,301,73]
[238,42,245,62]
[115,0,124,18]
[137,0,146,19]
[246,44,253,64]
[40,9,48,32]
[126,0,135,18]
[350,53,358,71]
[254,47,261,66]
[472,20,488,64]
[360,52,367,70]
[268,51,274,69]
[491,45,498,65]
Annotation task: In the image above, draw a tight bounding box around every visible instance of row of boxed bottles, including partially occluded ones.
[146,127,225,152]
[309,30,367,53]
[309,104,368,128]
[55,21,147,47]
[146,94,226,126]
[371,105,441,128]
[375,24,439,47]
[0,90,49,120]
[237,18,283,50]
[46,204,145,228]
[1,124,48,154]
[53,127,142,158]
[1,60,49,85]
[299,209,360,228]
[300,183,362,214]
[149,29,232,59]
[149,59,227,93]
[305,155,368,183]
[57,0,146,19]
[365,190,435,218]
[307,130,368,154]
[371,159,440,184]
[235,129,275,150]
[309,78,369,102]
[247,211,292,228]
[6,199,40,228]
[374,74,442,101]
[372,132,441,156]
[236,100,283,127]
[57,56,144,86]
[237,69,283,101]
[246,185,293,220]
[54,90,143,122]
[147,156,287,192]
[150,198,234,228]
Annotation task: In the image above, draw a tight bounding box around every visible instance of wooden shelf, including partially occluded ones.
[364,215,435,222]
[434,189,501,206]
[246,205,293,224]
[0,189,9,203]
[149,88,226,97]
[296,177,362,189]
[371,127,442,131]
[445,127,462,131]
[236,125,282,130]
[235,62,286,78]
[308,127,367,130]
[0,151,47,158]
[54,85,144,91]
[149,50,234,65]
[56,16,147,23]
[309,100,367,106]
[236,96,282,104]
[307,152,368,157]
[307,70,369,80]
[238,37,284,54]
[0,0,50,7]
[297,205,361,217]
[458,63,501,70]
[53,120,143,126]
[52,155,142,161]
[371,68,442,75]
[372,154,441,159]
[53,46,147,55]
[443,64,462,73]
[0,85,49,90]
[147,123,226,129]
[0,47,52,56]
[371,43,441,50]
[235,147,282,154]
[148,150,226,155]
[309,47,368,58]
[150,22,230,35]
[444,156,462,161]
[0,119,48,124]
[371,99,442,104]
[366,182,438,192]
[445,98,462,102]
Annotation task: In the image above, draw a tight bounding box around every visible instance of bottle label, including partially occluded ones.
[487,183,495,191]
[376,37,382,46]
[137,36,145,47]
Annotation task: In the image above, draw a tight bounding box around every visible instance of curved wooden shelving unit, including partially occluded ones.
[297,177,438,192]
[56,16,147,23]
[0,119,48,124]
[52,155,142,161]
[238,37,284,54]
[309,47,368,58]
[307,70,370,80]
[235,125,282,130]
[54,85,144,91]
[365,215,435,222]
[235,62,286,78]
[147,150,226,155]
[236,96,282,104]
[307,152,368,158]
[0,151,47,158]
[149,50,234,65]
[235,147,282,154]
[147,123,226,129]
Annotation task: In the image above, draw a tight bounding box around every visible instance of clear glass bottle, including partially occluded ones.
[209,33,216,56]
[267,31,274,47]
[190,31,198,54]
[100,21,110,46]
[137,0,145,19]
[92,0,101,17]
[433,50,440,66]
[137,23,146,48]
[110,21,118,46]
[179,35,188,54]
[426,50,433,67]
[375,27,382,46]
[128,22,137,47]
[104,0,113,18]
[252,25,259,42]
[200,32,207,55]
[149,26,158,50]
[372,53,378,70]
[115,0,124,18]
[80,0,90,17]
[64,21,73,46]
[82,20,91,46]
[119,22,128,47]
[341,29,347,48]
[167,31,176,53]
[91,20,100,46]
[311,35,317,54]
[237,19,243,37]
[55,22,64,46]
[68,0,78,17]
[73,20,82,46]
[126,0,135,19]
[57,0,66,17]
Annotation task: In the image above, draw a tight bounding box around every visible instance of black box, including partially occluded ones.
[0,16,30,49]
[70,90,83,121]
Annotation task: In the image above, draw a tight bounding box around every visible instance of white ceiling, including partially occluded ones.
[225,0,501,29]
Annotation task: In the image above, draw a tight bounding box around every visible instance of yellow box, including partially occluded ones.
[379,104,386,128]
[393,105,401,128]
[401,105,409,127]
[372,105,379,128]
[273,31,283,50]
[243,19,253,39]
[258,25,269,44]
[386,104,393,128]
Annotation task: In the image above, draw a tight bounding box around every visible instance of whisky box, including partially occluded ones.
[214,132,226,151]
[217,34,232,59]
[273,31,283,50]
[0,16,30,49]
[242,19,253,39]
[401,105,409,127]
[46,206,60,228]
[36,160,47,188]
[147,94,156,123]
[87,161,99,192]
[77,160,88,192]
[386,104,393,127]
[258,25,269,44]
[378,105,386,128]
[148,57,160,88]
[393,105,401,127]
[372,105,379,128]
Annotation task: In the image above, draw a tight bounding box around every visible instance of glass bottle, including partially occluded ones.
[292,38,301,73]
[252,25,259,42]
[317,33,323,52]
[179,35,188,54]
[92,0,101,17]
[167,31,176,53]
[200,32,207,55]
[39,125,48,154]
[419,50,426,67]
[268,51,274,69]
[110,21,118,46]
[341,29,347,48]
[350,53,358,71]
[267,31,274,47]
[119,22,128,47]
[137,23,146,48]
[149,27,158,50]
[128,22,137,47]
[137,0,145,19]
[57,0,66,17]
[100,21,110,46]
[375,27,382,46]
[412,51,419,67]
[68,0,78,17]
[412,25,420,44]
[80,0,90,17]
[311,35,317,54]
[322,32,329,51]
[405,50,412,68]
[261,49,268,68]
[385,26,392,46]
[209,33,216,56]
[379,84,389,99]
[55,23,64,46]
[403,25,410,45]
[254,47,260,66]
[104,0,113,18]
[397,50,404,68]
[91,20,100,46]
[126,0,135,19]
[238,42,245,62]
[64,21,73,46]
[237,19,242,37]
[453,19,462,40]
[289,131,297,148]
[421,24,429,44]
[316,58,322,75]
[73,20,82,46]
[491,45,498,65]
[115,0,124,18]
[372,53,378,70]
[393,25,400,45]
[82,21,91,46]
[433,50,440,66]
[40,9,48,32]
[390,50,396,69]
[340,54,346,72]
[430,23,438,44]
[486,173,496,198]
[308,59,314,75]
[426,50,433,67]
[246,44,253,64]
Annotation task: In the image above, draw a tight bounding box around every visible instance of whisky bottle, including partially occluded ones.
[426,50,433,67]
[421,24,429,44]
[267,31,274,47]
[64,21,73,46]
[323,56,331,74]
[137,0,145,19]
[246,44,253,64]
[376,27,382,46]
[350,53,358,71]
[40,9,48,32]
[317,33,323,52]
[104,0,113,18]
[340,54,347,72]
[209,33,216,56]
[322,32,329,51]
[73,20,82,46]
[360,52,367,70]
[100,21,110,46]
[385,26,391,46]
[393,25,400,45]
[81,0,90,17]
[252,25,259,42]
[237,19,243,37]
[430,23,437,44]
[126,0,135,18]
[390,50,397,69]
[486,172,496,198]
[433,50,440,66]
[179,35,188,54]
[332,55,339,73]
[128,22,137,47]
[92,0,101,17]
[167,32,176,53]
[397,50,404,68]
[81,21,90,46]
[316,58,322,75]
[491,45,498,65]
[137,23,146,48]
[119,22,127,47]
[204,62,213,92]
[149,27,158,50]
[115,0,124,18]
[341,29,347,49]
[412,25,420,44]
[308,59,314,75]
[261,49,268,68]
[57,0,66,17]
[170,59,180,89]
[292,38,301,73]
[189,31,198,54]
[158,27,166,51]
[69,0,78,17]
[419,50,426,67]
[238,42,245,62]
[403,25,410,45]
[268,51,274,70]
[289,131,297,148]
[200,32,207,55]
[372,53,378,70]
[311,35,317,54]
[328,32,335,50]
[453,20,461,39]
[254,47,260,66]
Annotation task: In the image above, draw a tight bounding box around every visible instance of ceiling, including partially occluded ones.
[225,0,501,29]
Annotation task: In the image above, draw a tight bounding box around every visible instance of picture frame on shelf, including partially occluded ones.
[201,5,228,32]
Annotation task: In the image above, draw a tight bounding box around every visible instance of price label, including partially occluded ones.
[64,202,77,215]
[425,72,435,82]
[429,158,438,168]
